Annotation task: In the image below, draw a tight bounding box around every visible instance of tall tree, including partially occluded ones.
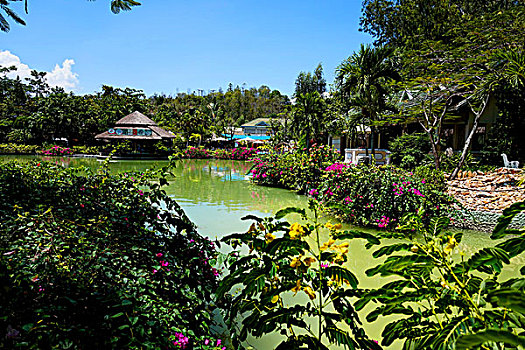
[292,92,326,150]
[294,63,326,97]
[335,44,399,158]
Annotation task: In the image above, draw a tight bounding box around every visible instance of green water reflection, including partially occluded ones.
[2,156,523,349]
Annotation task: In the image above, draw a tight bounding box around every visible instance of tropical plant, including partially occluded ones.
[217,201,381,349]
[292,92,327,150]
[335,44,400,158]
[0,0,141,32]
[0,159,222,349]
[357,202,525,349]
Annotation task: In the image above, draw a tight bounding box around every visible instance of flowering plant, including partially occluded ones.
[0,160,221,349]
[217,200,381,349]
[41,145,74,156]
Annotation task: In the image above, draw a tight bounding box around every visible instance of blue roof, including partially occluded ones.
[222,134,271,140]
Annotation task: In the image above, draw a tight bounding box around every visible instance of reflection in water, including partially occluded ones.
[2,156,523,349]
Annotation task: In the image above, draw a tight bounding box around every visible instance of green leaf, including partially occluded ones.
[456,329,525,349]
[240,214,264,222]
[335,229,381,245]
[372,243,411,258]
[466,247,510,274]
[366,255,433,277]
[488,288,525,314]
[496,236,525,259]
[325,324,357,350]
[274,207,306,220]
[325,265,359,288]
[428,217,450,236]
[265,237,308,255]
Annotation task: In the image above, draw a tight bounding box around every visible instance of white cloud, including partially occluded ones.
[0,50,79,92]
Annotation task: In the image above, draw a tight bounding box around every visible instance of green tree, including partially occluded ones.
[335,44,399,158]
[294,63,326,97]
[293,92,326,150]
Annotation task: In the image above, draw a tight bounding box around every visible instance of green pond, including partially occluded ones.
[2,155,523,349]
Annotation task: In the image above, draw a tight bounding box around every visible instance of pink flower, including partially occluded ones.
[160,261,169,267]
[156,253,163,257]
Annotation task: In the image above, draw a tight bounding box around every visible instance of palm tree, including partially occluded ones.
[335,44,399,159]
[294,91,326,150]
[0,0,141,32]
[0,0,26,32]
[109,0,141,14]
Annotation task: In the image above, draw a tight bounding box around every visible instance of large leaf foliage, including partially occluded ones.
[217,203,378,349]
[360,202,525,349]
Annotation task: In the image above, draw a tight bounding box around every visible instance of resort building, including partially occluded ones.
[95,111,175,154]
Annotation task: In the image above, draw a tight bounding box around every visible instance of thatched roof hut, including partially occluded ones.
[95,111,175,141]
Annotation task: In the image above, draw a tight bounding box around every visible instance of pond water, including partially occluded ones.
[2,156,523,349]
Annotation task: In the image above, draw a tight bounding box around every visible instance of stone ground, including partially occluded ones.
[447,168,525,231]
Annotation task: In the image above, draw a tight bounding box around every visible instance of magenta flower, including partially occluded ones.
[156,253,163,257]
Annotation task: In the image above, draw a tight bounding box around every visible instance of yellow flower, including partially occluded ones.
[291,279,302,296]
[265,232,276,243]
[289,222,305,240]
[247,223,257,234]
[320,239,336,251]
[271,295,279,303]
[333,243,349,255]
[334,253,345,264]
[290,255,303,268]
[303,286,316,300]
[303,256,316,267]
[325,222,342,231]
[444,236,457,254]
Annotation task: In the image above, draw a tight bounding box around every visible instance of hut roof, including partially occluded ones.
[115,111,158,126]
[94,111,175,141]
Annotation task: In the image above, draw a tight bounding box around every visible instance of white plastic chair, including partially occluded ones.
[502,153,520,168]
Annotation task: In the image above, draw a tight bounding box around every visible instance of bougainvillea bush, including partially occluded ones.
[213,147,258,161]
[41,145,74,156]
[250,144,342,192]
[0,160,224,349]
[183,146,212,159]
[250,146,452,228]
[313,163,452,227]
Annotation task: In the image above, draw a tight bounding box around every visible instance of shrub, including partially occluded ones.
[0,143,40,154]
[218,201,525,349]
[250,146,452,228]
[0,160,223,349]
[250,144,342,192]
[315,164,452,227]
[72,145,102,154]
[41,145,74,156]
[388,132,430,169]
[358,202,525,348]
[183,146,212,159]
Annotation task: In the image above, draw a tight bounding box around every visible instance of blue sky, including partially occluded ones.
[1,0,371,96]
